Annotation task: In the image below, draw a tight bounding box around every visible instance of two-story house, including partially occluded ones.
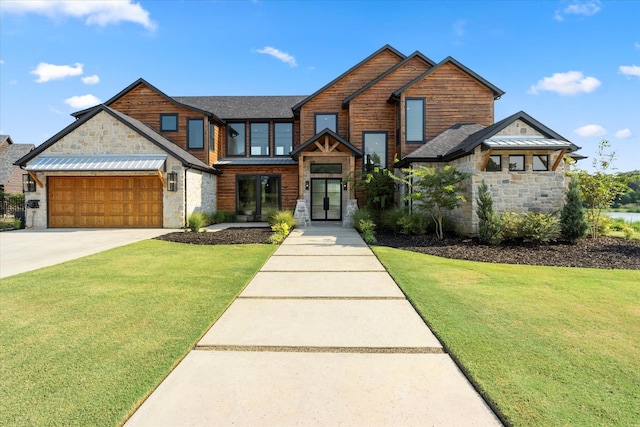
[16,45,580,233]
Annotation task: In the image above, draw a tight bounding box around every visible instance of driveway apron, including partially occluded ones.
[125,225,502,426]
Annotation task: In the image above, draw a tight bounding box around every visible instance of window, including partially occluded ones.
[315,113,337,134]
[209,123,215,151]
[486,155,502,172]
[509,155,525,171]
[250,123,269,156]
[363,132,387,170]
[406,98,424,143]
[533,155,549,171]
[187,118,204,149]
[274,123,293,156]
[237,175,281,216]
[310,163,342,174]
[227,123,246,156]
[160,114,178,132]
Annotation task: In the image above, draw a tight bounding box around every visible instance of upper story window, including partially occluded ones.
[209,122,215,151]
[363,132,387,170]
[509,155,525,171]
[227,123,246,156]
[187,118,204,149]
[533,155,549,171]
[160,114,178,132]
[274,123,293,156]
[406,98,425,143]
[250,123,269,156]
[315,113,337,134]
[486,155,502,172]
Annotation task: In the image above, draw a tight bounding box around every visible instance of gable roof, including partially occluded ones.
[292,44,406,112]
[15,105,220,175]
[396,111,579,167]
[71,78,225,125]
[1,141,34,185]
[342,51,436,107]
[290,128,363,160]
[391,56,505,101]
[174,96,307,120]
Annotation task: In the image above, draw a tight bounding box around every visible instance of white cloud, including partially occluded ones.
[574,124,606,137]
[619,65,640,78]
[82,74,100,85]
[615,128,632,139]
[0,0,156,31]
[31,62,83,83]
[0,59,4,64]
[257,46,297,67]
[64,94,101,109]
[452,19,466,37]
[528,71,601,95]
[635,42,640,50]
[554,0,601,21]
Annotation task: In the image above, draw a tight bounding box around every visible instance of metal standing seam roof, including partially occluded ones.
[25,154,167,171]
[482,138,572,149]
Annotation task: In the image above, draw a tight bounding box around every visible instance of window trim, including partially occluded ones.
[362,131,388,170]
[235,174,282,216]
[405,97,425,143]
[314,113,338,134]
[249,122,270,157]
[486,154,502,172]
[186,118,204,150]
[226,122,246,157]
[160,114,178,132]
[508,155,525,172]
[274,122,293,157]
[533,154,549,171]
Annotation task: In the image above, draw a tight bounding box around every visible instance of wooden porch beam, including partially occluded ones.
[28,171,43,188]
[157,171,166,187]
[480,149,493,171]
[552,149,568,171]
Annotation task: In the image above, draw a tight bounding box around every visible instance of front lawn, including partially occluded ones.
[373,246,640,426]
[0,240,275,426]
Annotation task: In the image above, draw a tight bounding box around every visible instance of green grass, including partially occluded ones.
[0,240,275,427]
[373,246,640,427]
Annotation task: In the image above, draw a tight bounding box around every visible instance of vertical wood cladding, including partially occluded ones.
[109,84,213,165]
[215,165,298,213]
[299,49,404,143]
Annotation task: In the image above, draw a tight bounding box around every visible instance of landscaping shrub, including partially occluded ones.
[187,212,205,232]
[476,180,502,245]
[379,207,405,233]
[352,209,373,232]
[397,211,428,235]
[358,219,377,243]
[206,210,236,224]
[586,211,611,236]
[519,212,559,244]
[500,211,523,242]
[269,210,295,229]
[621,224,635,240]
[560,177,588,244]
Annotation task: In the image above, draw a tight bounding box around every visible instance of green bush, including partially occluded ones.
[268,222,291,244]
[621,224,635,240]
[352,209,373,232]
[186,212,205,232]
[358,219,377,243]
[560,177,588,244]
[586,211,611,235]
[206,210,236,224]
[500,211,523,242]
[476,180,502,245]
[269,210,295,229]
[519,212,559,245]
[379,208,405,233]
[397,211,428,235]
[610,218,627,231]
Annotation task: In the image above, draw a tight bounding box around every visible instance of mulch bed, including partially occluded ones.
[155,227,640,270]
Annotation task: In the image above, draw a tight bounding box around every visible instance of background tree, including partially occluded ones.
[572,140,627,238]
[560,176,588,243]
[476,180,502,245]
[398,165,470,240]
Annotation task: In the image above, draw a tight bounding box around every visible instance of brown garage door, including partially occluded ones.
[48,176,163,228]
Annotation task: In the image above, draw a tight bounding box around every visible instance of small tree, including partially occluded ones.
[476,180,502,245]
[560,176,588,243]
[398,165,470,240]
[572,140,627,238]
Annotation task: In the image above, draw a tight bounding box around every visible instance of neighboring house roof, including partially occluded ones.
[290,128,363,160]
[0,140,35,185]
[391,56,505,101]
[175,96,307,120]
[292,44,407,112]
[342,51,436,107]
[397,111,580,167]
[15,105,220,175]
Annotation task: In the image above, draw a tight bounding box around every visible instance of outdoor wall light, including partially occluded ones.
[343,182,348,191]
[305,180,309,191]
[167,172,178,192]
[23,174,36,193]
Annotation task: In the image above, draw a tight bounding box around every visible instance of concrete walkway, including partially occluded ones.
[125,225,502,426]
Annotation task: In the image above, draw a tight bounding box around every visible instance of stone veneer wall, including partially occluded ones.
[412,146,568,235]
[185,168,217,219]
[22,111,211,229]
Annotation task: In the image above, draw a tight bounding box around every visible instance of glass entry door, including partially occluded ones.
[311,178,342,220]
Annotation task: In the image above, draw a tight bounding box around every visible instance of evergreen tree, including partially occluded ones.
[560,176,588,243]
[476,180,502,245]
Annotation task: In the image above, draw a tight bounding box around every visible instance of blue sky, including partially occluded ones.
[1,0,638,172]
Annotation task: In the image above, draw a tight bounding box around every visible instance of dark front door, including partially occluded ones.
[311,178,342,220]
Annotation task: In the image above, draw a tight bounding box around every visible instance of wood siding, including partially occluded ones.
[48,176,163,228]
[215,165,298,213]
[109,84,214,165]
[298,49,404,144]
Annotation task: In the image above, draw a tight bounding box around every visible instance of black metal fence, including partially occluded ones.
[0,193,26,229]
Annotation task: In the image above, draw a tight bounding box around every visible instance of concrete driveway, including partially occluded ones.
[0,228,175,279]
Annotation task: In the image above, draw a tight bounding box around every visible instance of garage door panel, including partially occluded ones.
[49,176,163,228]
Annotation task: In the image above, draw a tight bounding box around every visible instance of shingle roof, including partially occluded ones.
[398,123,484,166]
[1,143,34,185]
[174,96,307,120]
